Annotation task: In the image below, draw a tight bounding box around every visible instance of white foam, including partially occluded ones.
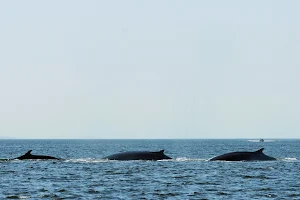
[19,196,31,199]
[65,158,108,163]
[175,157,206,162]
[282,157,297,161]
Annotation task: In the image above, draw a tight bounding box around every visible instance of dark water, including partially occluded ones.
[0,139,299,199]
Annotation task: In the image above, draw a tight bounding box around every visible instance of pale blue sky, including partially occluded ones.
[0,1,299,139]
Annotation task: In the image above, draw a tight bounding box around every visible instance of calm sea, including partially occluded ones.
[0,139,299,199]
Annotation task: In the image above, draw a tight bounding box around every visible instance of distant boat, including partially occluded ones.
[259,139,264,142]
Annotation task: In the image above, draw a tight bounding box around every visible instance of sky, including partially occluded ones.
[0,1,299,139]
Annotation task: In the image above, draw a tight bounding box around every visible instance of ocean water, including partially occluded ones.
[0,139,299,199]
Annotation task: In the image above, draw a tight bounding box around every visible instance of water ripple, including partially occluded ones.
[1,139,300,199]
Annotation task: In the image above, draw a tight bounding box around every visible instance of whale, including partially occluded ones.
[209,148,276,161]
[13,150,60,160]
[103,150,172,161]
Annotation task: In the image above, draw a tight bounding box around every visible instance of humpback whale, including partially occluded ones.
[209,148,276,161]
[103,150,172,161]
[13,150,59,160]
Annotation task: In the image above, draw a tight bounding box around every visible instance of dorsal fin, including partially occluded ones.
[255,148,264,153]
[151,150,164,154]
[25,150,32,155]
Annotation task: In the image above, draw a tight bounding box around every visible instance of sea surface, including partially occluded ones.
[0,139,299,199]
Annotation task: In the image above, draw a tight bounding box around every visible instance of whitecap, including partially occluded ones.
[64,158,108,163]
[282,157,297,162]
[175,157,206,162]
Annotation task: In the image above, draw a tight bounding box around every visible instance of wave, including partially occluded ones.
[63,157,208,163]
[4,157,296,163]
[174,157,207,162]
[6,195,30,199]
[282,157,297,162]
[64,158,108,163]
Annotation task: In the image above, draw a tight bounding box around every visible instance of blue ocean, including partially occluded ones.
[0,139,299,199]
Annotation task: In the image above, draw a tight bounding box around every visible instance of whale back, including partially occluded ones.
[14,150,59,160]
[210,148,276,161]
[104,150,172,161]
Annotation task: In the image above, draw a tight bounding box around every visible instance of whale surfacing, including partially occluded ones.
[14,150,59,160]
[210,148,276,161]
[103,150,172,161]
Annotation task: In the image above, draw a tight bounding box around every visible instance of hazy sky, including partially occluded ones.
[0,1,299,139]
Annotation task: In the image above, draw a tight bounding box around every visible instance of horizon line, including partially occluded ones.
[1,138,300,140]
